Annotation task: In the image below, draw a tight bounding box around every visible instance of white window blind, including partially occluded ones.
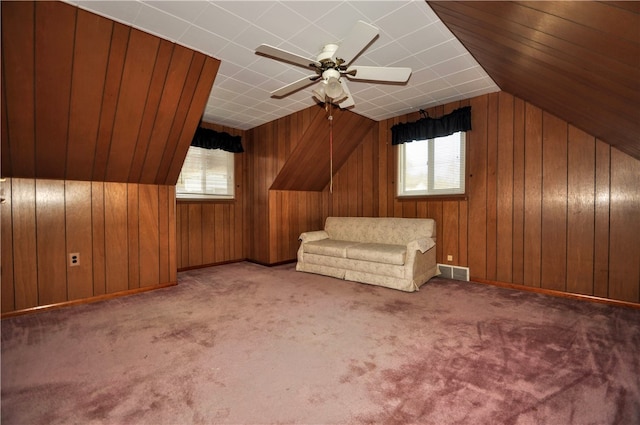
[397,131,466,197]
[176,146,234,199]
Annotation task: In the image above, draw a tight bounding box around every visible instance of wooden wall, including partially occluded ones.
[1,0,219,185]
[0,1,216,314]
[1,178,176,313]
[175,124,246,269]
[324,92,640,304]
[245,107,327,264]
[429,1,640,161]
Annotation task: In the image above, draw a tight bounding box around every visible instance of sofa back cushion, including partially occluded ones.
[324,217,435,245]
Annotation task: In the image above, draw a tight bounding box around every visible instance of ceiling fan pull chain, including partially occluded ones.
[329,103,334,194]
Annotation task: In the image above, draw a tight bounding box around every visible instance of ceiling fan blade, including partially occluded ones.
[346,66,412,83]
[334,21,379,67]
[337,80,355,109]
[271,75,319,98]
[256,44,320,69]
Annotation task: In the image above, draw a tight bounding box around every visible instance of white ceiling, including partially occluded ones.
[65,0,499,130]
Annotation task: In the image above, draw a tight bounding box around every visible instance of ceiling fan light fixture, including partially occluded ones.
[325,77,344,99]
[312,83,327,103]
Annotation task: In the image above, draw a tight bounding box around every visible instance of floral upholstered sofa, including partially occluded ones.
[296,217,438,292]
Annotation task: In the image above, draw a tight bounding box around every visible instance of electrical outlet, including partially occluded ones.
[447,255,453,262]
[69,253,80,267]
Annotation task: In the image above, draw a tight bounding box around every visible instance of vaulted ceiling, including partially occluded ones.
[2,0,639,186]
[62,0,639,160]
[429,1,640,160]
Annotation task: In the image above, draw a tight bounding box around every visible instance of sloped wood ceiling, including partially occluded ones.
[269,105,376,191]
[429,1,640,160]
[1,1,220,185]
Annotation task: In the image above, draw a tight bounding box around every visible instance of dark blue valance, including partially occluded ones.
[191,127,244,153]
[391,106,472,145]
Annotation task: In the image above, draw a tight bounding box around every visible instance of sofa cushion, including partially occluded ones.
[325,217,435,245]
[346,243,406,265]
[303,239,360,258]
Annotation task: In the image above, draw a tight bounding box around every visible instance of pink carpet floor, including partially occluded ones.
[2,262,639,424]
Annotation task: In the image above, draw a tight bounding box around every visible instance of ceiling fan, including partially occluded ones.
[255,21,412,109]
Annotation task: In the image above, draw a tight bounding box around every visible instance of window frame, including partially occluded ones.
[176,146,235,201]
[396,131,468,200]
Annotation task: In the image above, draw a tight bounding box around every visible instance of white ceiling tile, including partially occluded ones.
[444,67,486,86]
[365,42,412,66]
[282,1,342,23]
[216,42,261,68]
[76,0,141,26]
[134,4,191,42]
[350,1,406,23]
[286,24,336,56]
[194,4,252,40]
[422,40,465,66]
[142,1,208,23]
[63,0,499,129]
[397,24,452,56]
[217,77,256,95]
[213,1,274,23]
[234,25,284,52]
[431,55,477,77]
[313,3,369,40]
[254,3,312,40]
[375,2,434,40]
[178,25,229,58]
[217,61,245,79]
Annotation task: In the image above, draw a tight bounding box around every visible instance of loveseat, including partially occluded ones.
[296,217,438,292]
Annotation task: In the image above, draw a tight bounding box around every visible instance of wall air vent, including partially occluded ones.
[437,264,470,282]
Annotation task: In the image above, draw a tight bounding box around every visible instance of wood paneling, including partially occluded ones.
[139,184,160,288]
[540,112,568,291]
[104,183,129,293]
[91,181,107,296]
[106,31,159,182]
[248,106,347,263]
[1,1,36,178]
[1,179,15,312]
[322,92,639,305]
[270,105,376,191]
[428,1,640,161]
[178,92,637,306]
[523,102,543,287]
[175,124,245,270]
[566,126,595,295]
[1,0,219,185]
[608,149,640,302]
[34,1,75,179]
[1,178,177,314]
[65,180,94,300]
[11,179,38,310]
[66,9,113,181]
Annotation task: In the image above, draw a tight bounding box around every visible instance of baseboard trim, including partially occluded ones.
[471,278,640,310]
[177,259,296,272]
[1,281,178,319]
[246,259,297,267]
[177,259,245,272]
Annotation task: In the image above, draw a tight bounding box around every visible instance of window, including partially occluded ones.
[176,146,234,200]
[397,131,466,197]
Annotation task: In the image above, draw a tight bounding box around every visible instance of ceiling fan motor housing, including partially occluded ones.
[317,43,339,62]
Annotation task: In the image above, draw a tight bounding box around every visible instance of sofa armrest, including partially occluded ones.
[299,230,329,242]
[407,237,435,253]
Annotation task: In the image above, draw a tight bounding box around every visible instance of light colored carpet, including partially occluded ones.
[2,262,639,424]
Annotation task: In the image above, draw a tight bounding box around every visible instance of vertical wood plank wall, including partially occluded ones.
[1,178,177,313]
[175,124,245,269]
[325,92,640,304]
[245,109,326,265]
[163,92,637,305]
[1,0,219,185]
